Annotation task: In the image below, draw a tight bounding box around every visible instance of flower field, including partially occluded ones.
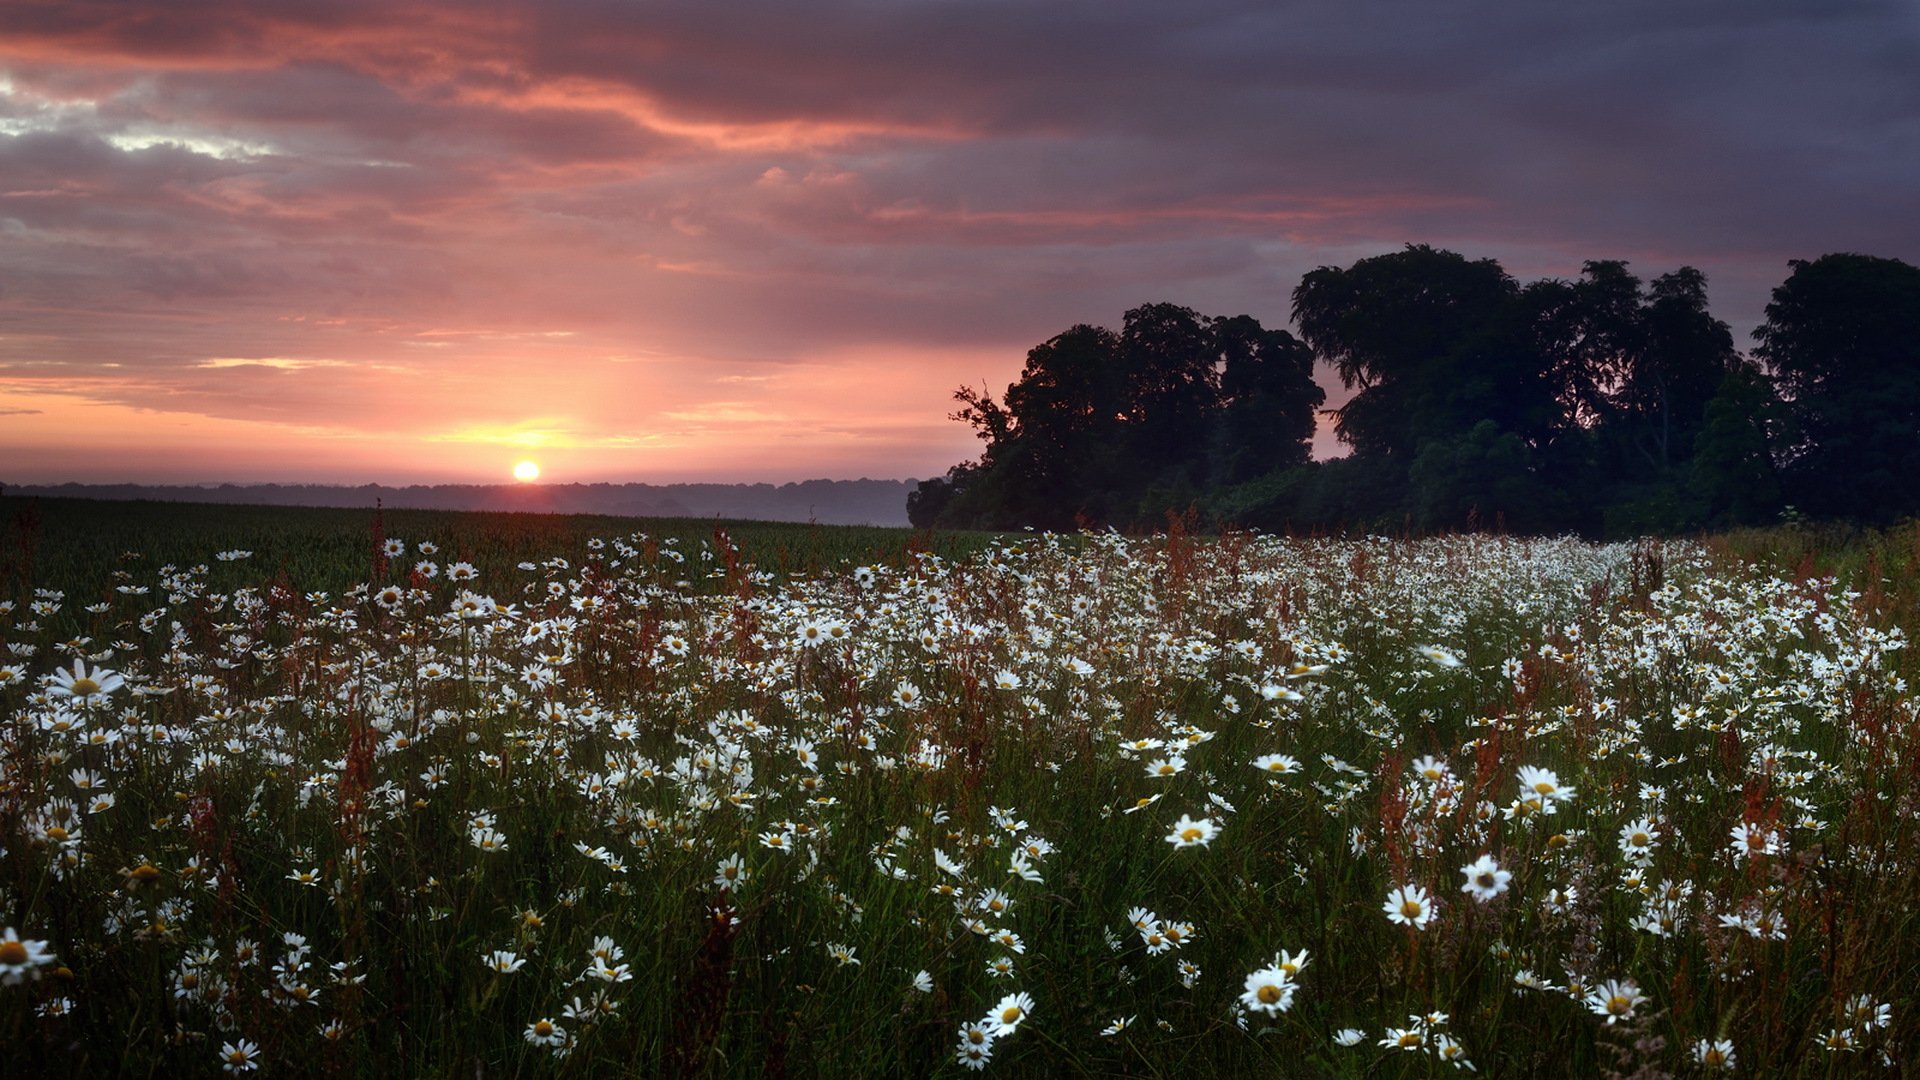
[2,504,1917,1075]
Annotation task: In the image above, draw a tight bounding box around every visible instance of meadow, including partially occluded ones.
[1,496,1916,1076]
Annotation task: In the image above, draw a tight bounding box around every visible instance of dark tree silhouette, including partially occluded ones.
[1756,253,1920,522]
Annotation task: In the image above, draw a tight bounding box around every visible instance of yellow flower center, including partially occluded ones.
[129,863,161,883]
[45,826,69,843]
[1398,1032,1422,1048]
[0,940,28,965]
[1001,1007,1021,1024]
[1401,900,1423,918]
[1256,984,1283,1004]
[1181,828,1203,842]
[70,678,101,696]
[534,1021,554,1037]
[1608,995,1631,1015]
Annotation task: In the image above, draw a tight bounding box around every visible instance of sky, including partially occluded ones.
[2,0,1916,486]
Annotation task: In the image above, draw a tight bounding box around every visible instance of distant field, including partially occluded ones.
[0,496,998,603]
[1,500,1916,1076]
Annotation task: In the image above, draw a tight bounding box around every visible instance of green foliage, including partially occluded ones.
[1755,253,1920,523]
[924,304,1323,531]
[923,247,1920,539]
[4,511,1918,1076]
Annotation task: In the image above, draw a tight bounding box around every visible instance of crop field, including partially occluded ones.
[1,497,1917,1076]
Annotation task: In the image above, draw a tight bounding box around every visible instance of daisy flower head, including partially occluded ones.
[1240,965,1296,1015]
[1516,765,1574,805]
[1586,978,1646,1024]
[1730,821,1780,861]
[219,1038,261,1074]
[987,990,1035,1035]
[0,927,56,984]
[483,949,526,974]
[1419,645,1464,669]
[1253,753,1302,776]
[954,1026,994,1071]
[1459,854,1511,903]
[1694,1038,1736,1070]
[1165,814,1218,849]
[1618,817,1659,862]
[1384,883,1435,930]
[47,659,124,703]
[524,1017,568,1047]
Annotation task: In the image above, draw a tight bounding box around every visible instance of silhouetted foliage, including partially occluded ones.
[1755,253,1920,523]
[916,248,1918,536]
[920,305,1322,530]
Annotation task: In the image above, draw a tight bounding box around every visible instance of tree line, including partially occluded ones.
[909,246,1920,536]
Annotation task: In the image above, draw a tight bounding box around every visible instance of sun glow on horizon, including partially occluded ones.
[513,460,541,482]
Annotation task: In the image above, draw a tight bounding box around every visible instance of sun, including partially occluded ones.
[512,460,541,483]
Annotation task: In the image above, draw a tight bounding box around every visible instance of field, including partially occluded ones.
[2,496,1917,1076]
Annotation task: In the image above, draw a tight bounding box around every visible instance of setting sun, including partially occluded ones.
[512,460,541,482]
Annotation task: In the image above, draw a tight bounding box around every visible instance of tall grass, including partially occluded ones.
[0,503,1914,1075]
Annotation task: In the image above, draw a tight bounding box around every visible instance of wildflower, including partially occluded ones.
[1419,645,1463,668]
[955,1022,995,1070]
[1240,965,1296,1015]
[483,950,525,974]
[219,1039,261,1073]
[1253,753,1302,775]
[1381,1027,1426,1051]
[1586,979,1645,1024]
[992,669,1022,691]
[987,990,1035,1035]
[1459,855,1511,903]
[0,928,55,984]
[1165,814,1217,849]
[1617,818,1659,863]
[470,827,509,853]
[47,659,124,703]
[1100,1016,1135,1037]
[287,867,324,887]
[1384,884,1435,930]
[1274,948,1310,978]
[1144,754,1186,778]
[1516,765,1574,804]
[1694,1039,1736,1070]
[912,969,933,993]
[985,955,1016,979]
[1730,822,1780,861]
[1411,755,1452,783]
[1333,1028,1367,1046]
[524,1018,568,1048]
[713,853,749,891]
[1844,995,1891,1029]
[1436,1037,1475,1071]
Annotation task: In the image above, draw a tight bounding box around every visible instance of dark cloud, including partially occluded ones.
[0,0,1914,480]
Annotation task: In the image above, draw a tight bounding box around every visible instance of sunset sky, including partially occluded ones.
[2,1,1915,485]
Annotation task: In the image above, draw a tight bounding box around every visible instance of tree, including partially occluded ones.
[1755,253,1920,522]
[1690,365,1784,527]
[1292,245,1552,456]
[925,306,1322,529]
[1207,315,1324,485]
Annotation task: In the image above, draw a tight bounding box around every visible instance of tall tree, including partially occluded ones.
[1207,314,1324,485]
[1755,253,1920,521]
[1292,245,1550,456]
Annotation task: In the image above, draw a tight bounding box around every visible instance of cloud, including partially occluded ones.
[0,0,1915,481]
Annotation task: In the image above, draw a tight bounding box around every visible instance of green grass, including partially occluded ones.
[0,507,1915,1077]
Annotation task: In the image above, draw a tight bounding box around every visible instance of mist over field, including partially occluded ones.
[2,479,916,527]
